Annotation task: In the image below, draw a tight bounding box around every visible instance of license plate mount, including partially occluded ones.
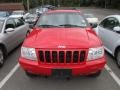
[52,69,72,77]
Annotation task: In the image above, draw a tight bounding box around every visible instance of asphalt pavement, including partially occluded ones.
[0,7,120,90]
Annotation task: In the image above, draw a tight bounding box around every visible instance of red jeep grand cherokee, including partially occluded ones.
[19,10,106,77]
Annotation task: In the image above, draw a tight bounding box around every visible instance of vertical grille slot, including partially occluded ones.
[80,51,86,62]
[39,51,44,62]
[73,51,79,63]
[59,51,64,63]
[66,51,72,63]
[45,51,51,63]
[52,51,58,63]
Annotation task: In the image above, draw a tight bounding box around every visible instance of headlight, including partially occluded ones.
[87,46,104,61]
[21,47,37,60]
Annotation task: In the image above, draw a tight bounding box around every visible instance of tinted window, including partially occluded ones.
[14,19,24,27]
[112,18,120,27]
[99,19,106,27]
[100,17,119,30]
[36,12,88,28]
[5,19,15,29]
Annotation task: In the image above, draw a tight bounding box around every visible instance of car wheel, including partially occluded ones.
[116,50,120,68]
[25,71,37,77]
[88,71,101,77]
[0,48,4,67]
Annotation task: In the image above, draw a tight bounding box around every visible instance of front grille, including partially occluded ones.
[39,50,86,63]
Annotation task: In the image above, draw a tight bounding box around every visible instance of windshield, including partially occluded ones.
[0,12,6,17]
[12,11,23,15]
[36,12,88,28]
[0,20,4,33]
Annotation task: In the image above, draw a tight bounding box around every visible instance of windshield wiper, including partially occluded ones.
[37,24,60,28]
[59,24,85,28]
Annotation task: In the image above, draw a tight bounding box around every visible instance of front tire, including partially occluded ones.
[0,48,4,67]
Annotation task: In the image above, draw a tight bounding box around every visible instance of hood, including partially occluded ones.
[23,28,101,49]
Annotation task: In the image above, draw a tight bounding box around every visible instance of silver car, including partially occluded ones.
[0,17,29,66]
[96,15,120,67]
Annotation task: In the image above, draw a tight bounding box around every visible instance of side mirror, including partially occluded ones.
[113,26,120,33]
[5,28,14,33]
[90,23,98,28]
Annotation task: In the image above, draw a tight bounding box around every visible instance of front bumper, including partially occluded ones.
[19,57,106,76]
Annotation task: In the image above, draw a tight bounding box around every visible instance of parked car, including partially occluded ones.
[96,15,120,67]
[36,7,48,16]
[43,5,56,10]
[23,12,30,19]
[10,10,25,19]
[84,13,98,27]
[24,14,38,28]
[19,10,106,77]
[0,11,10,17]
[0,17,30,66]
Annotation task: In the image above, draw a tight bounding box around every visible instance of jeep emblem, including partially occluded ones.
[58,45,66,48]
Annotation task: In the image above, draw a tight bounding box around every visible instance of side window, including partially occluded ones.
[106,18,117,30]
[112,18,120,27]
[99,19,106,27]
[14,19,24,27]
[100,17,119,30]
[5,19,15,29]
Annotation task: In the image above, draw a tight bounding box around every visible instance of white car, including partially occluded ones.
[10,10,25,18]
[95,15,120,67]
[84,14,99,25]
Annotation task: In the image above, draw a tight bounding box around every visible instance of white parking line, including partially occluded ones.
[0,63,19,89]
[0,63,120,89]
[105,65,120,86]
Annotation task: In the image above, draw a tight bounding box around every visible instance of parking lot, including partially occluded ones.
[0,7,120,90]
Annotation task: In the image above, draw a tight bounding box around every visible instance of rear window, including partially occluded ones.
[36,12,88,28]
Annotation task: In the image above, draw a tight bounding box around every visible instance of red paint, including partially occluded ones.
[19,10,106,76]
